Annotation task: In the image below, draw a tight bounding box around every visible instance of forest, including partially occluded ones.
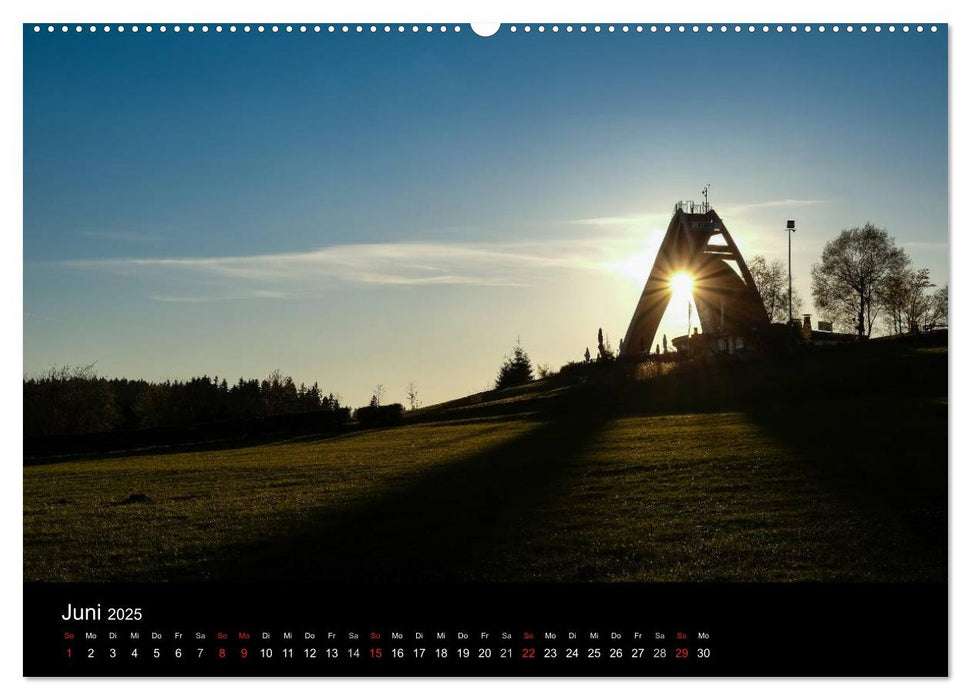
[23,367,347,438]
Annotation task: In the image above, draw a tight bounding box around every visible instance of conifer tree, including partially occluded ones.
[495,341,535,389]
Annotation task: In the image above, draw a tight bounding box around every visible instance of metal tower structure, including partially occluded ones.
[619,200,770,358]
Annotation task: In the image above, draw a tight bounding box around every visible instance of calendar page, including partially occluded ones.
[22,17,948,678]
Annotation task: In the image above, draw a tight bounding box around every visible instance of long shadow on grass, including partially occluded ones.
[744,396,947,580]
[150,414,607,583]
[600,343,948,581]
[742,343,948,579]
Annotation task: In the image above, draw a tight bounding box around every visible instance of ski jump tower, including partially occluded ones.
[619,198,770,358]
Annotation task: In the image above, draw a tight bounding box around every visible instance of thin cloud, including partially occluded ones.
[721,199,833,215]
[148,290,299,303]
[568,212,669,227]
[63,238,631,300]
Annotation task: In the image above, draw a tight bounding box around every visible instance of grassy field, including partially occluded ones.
[24,337,947,583]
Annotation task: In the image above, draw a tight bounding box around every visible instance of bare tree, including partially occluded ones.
[749,254,803,323]
[929,285,948,328]
[405,382,420,411]
[370,384,385,408]
[811,223,907,338]
[876,254,913,335]
[902,268,935,333]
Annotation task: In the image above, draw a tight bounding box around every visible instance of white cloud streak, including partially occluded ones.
[61,204,834,303]
[567,212,670,228]
[720,199,832,216]
[63,238,635,302]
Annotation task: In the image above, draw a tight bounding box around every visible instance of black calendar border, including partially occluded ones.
[23,581,947,677]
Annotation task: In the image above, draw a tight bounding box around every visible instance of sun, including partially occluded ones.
[669,271,694,297]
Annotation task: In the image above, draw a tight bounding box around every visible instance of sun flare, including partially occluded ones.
[669,271,694,297]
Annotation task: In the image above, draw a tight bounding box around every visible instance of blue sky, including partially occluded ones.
[24,25,948,406]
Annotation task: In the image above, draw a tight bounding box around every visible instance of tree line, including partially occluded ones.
[23,365,348,437]
[751,224,946,338]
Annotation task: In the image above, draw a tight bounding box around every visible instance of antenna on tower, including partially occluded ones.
[702,184,710,211]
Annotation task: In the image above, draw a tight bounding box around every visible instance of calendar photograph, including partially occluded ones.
[22,20,948,677]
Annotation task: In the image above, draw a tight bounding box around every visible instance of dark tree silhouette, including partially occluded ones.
[877,254,914,335]
[596,328,614,361]
[369,384,385,408]
[750,254,803,323]
[23,364,118,435]
[261,370,298,415]
[811,223,907,338]
[495,341,535,389]
[405,382,420,411]
[24,366,346,438]
[930,285,948,328]
[901,268,935,333]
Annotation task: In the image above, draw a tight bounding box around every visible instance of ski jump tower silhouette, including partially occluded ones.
[619,196,769,358]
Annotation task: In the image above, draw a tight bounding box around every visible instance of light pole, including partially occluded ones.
[786,220,796,324]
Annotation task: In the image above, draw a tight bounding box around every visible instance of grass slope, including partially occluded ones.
[24,336,947,583]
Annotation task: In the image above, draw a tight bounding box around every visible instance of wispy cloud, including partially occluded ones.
[567,212,669,228]
[63,237,636,301]
[147,290,299,303]
[720,199,833,216]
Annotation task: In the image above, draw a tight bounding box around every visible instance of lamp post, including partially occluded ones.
[786,220,796,324]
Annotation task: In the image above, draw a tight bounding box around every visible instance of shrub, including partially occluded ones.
[354,403,404,428]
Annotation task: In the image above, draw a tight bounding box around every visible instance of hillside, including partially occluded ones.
[23,333,947,583]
